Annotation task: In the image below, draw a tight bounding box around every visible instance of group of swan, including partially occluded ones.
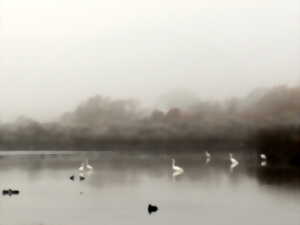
[70,159,93,181]
[172,152,267,176]
[72,154,266,182]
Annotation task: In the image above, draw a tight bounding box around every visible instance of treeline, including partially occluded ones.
[253,126,300,165]
[0,85,300,161]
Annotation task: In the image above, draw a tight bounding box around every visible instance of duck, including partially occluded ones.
[70,175,75,181]
[148,204,159,215]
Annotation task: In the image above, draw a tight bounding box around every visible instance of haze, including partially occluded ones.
[1,0,300,121]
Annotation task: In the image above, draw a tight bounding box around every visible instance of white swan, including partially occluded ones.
[78,163,85,172]
[229,153,239,172]
[85,159,93,170]
[172,158,184,173]
[260,154,267,167]
[229,153,239,166]
[205,151,211,159]
[260,154,267,160]
[205,151,211,164]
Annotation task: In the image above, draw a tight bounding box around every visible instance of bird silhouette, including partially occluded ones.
[148,204,159,215]
[79,174,85,181]
[2,189,20,196]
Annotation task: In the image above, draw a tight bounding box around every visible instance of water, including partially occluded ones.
[0,151,300,225]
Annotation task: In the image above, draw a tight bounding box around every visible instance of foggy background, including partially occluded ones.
[1,0,300,122]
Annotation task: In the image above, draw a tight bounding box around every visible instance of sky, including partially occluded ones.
[1,0,300,121]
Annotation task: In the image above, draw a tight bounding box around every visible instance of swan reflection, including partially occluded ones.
[172,170,184,182]
[261,161,267,167]
[205,157,211,164]
[230,162,239,173]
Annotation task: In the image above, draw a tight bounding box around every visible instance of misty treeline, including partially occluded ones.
[0,85,300,162]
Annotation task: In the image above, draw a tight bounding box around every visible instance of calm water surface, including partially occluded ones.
[0,151,300,225]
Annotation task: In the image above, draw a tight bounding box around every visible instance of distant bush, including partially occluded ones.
[0,85,300,165]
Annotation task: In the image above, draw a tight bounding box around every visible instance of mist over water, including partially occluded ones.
[0,151,300,225]
[0,85,300,157]
[1,1,300,224]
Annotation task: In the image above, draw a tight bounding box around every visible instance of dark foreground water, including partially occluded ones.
[0,151,300,225]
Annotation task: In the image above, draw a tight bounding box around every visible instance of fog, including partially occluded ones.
[1,0,300,121]
[0,85,299,154]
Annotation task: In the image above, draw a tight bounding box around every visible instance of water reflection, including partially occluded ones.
[261,161,267,167]
[205,157,211,164]
[229,162,239,173]
[0,151,299,225]
[172,170,184,182]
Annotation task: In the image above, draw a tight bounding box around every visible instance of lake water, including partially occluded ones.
[0,151,300,225]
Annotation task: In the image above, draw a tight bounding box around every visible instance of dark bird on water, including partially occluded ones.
[79,175,85,181]
[148,204,159,215]
[70,175,75,181]
[2,189,20,196]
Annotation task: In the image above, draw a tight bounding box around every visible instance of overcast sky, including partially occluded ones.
[1,0,300,121]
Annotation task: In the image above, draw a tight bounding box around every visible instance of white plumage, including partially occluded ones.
[85,159,93,170]
[78,163,85,172]
[172,158,184,172]
[229,153,239,165]
[260,154,267,160]
[205,151,211,164]
[205,151,211,159]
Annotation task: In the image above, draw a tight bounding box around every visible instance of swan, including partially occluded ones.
[85,159,93,170]
[229,153,239,165]
[78,163,85,172]
[172,158,184,172]
[229,153,239,172]
[260,154,267,160]
[205,151,211,159]
[260,154,267,167]
[205,151,211,164]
